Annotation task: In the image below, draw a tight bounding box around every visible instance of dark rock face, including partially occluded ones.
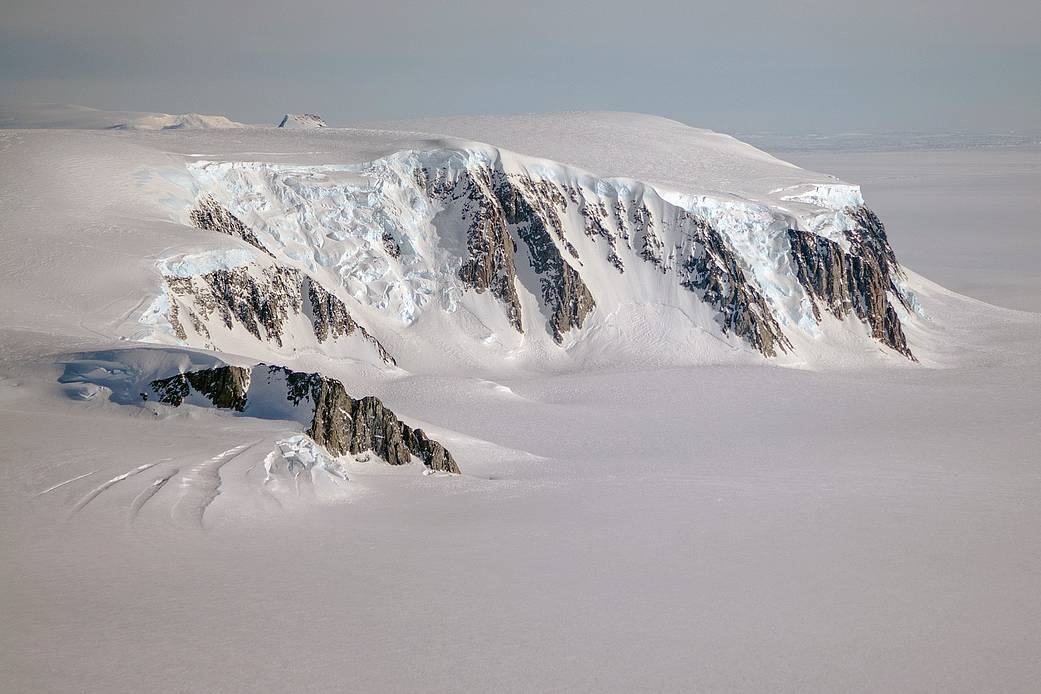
[308,380,413,465]
[787,206,914,359]
[413,160,801,352]
[403,427,458,474]
[278,113,328,128]
[151,365,251,411]
[419,165,525,333]
[381,230,402,258]
[164,265,394,363]
[189,196,274,257]
[579,199,625,272]
[288,368,457,472]
[149,365,460,473]
[185,196,393,360]
[419,164,596,343]
[166,265,301,347]
[304,279,396,364]
[677,214,791,357]
[492,174,596,343]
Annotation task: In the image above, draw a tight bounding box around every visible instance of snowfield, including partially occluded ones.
[1,111,1040,693]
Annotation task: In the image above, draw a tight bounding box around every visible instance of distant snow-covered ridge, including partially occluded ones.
[0,103,248,130]
[148,141,921,369]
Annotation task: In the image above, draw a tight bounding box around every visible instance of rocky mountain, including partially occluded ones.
[277,113,328,128]
[148,362,459,474]
[18,113,929,497]
[174,144,920,368]
[160,196,397,363]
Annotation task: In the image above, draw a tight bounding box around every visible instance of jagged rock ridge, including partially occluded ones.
[151,364,251,411]
[168,199,395,363]
[189,195,274,256]
[418,164,598,343]
[149,364,459,473]
[417,165,525,333]
[164,264,394,363]
[787,206,914,359]
[418,160,786,352]
[293,369,458,473]
[675,213,791,356]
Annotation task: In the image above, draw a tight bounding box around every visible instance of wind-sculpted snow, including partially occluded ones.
[178,144,918,363]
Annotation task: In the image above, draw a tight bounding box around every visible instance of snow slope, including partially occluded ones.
[0,103,247,130]
[2,111,1040,693]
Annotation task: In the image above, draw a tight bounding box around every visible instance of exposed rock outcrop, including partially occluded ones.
[278,113,327,129]
[163,262,394,364]
[419,164,595,342]
[304,279,395,364]
[414,160,796,350]
[189,196,273,257]
[422,165,525,332]
[492,173,596,343]
[151,365,250,411]
[677,214,791,357]
[788,206,914,359]
[303,374,457,472]
[167,265,301,346]
[149,364,459,473]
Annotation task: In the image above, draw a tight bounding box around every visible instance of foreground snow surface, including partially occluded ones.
[1,116,1040,692]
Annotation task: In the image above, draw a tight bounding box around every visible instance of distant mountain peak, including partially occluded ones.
[278,113,328,129]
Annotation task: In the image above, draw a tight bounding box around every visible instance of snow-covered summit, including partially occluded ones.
[278,113,328,129]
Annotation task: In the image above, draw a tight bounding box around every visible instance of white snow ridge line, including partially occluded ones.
[71,461,167,514]
[35,469,99,496]
[128,468,180,523]
[171,442,260,528]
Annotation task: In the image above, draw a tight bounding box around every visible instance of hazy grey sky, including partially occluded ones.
[1,0,1038,133]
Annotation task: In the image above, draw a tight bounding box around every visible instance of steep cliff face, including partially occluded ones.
[413,160,793,349]
[150,365,251,411]
[161,199,395,364]
[493,172,596,343]
[417,165,525,332]
[148,364,459,473]
[676,213,791,357]
[788,206,914,359]
[175,146,921,365]
[189,195,273,257]
[299,371,458,473]
[303,279,395,364]
[165,265,301,347]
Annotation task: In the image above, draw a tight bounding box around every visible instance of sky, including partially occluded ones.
[1,0,1039,134]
